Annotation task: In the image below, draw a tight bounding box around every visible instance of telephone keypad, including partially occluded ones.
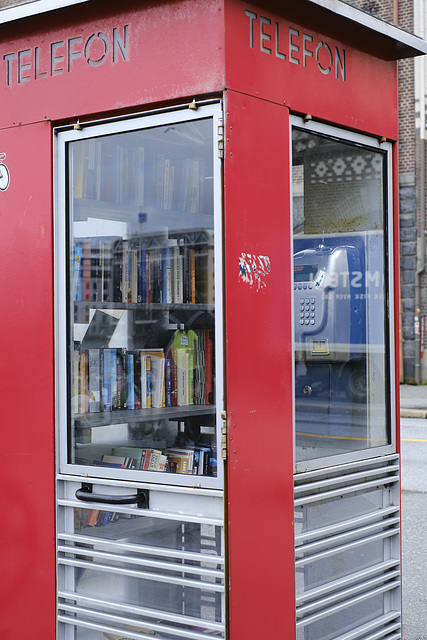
[299,294,316,326]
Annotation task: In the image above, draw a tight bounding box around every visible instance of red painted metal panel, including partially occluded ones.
[0,121,56,639]
[224,0,398,140]
[224,90,295,638]
[0,4,403,640]
[0,0,225,128]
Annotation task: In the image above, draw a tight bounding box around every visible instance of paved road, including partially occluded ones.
[401,417,427,492]
[401,417,427,640]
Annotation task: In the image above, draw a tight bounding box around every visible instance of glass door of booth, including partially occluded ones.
[291,119,395,469]
[291,117,401,640]
[54,103,225,640]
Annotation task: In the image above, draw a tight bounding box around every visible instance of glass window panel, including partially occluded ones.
[294,488,384,539]
[67,115,218,482]
[292,126,391,467]
[69,508,224,623]
[296,538,385,595]
[296,593,386,640]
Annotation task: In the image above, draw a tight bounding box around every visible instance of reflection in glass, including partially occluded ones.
[68,118,217,478]
[292,127,390,466]
[0,0,38,7]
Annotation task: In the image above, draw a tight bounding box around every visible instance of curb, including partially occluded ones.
[400,408,427,419]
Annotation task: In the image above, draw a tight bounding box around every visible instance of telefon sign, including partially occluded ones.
[246,10,346,81]
[3,24,129,86]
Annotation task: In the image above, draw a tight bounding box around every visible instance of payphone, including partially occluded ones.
[294,238,368,402]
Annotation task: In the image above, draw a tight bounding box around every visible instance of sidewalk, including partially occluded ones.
[400,384,427,418]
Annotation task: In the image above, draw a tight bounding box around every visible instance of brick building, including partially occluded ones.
[344,0,427,382]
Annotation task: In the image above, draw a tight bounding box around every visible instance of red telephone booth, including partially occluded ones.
[0,1,425,639]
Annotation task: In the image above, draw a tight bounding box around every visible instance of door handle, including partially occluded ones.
[75,483,149,509]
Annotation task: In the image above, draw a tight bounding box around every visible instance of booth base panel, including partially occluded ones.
[294,455,401,640]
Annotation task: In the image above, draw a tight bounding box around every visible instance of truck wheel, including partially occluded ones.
[343,362,366,403]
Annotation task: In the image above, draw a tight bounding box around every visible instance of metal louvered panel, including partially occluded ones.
[57,480,225,640]
[331,613,401,640]
[294,455,401,640]
[57,591,225,633]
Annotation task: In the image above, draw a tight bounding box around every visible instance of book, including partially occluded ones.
[165,358,172,407]
[155,153,165,209]
[121,239,130,303]
[150,355,165,408]
[161,239,177,303]
[79,350,88,413]
[196,242,215,304]
[116,349,126,410]
[112,446,145,469]
[111,348,118,410]
[190,248,196,304]
[193,446,212,475]
[101,236,121,302]
[88,349,101,412]
[113,239,123,302]
[166,448,194,474]
[141,448,151,471]
[140,350,164,409]
[73,243,83,301]
[158,454,168,471]
[134,350,142,409]
[126,351,135,409]
[174,241,184,303]
[130,244,138,303]
[176,347,189,407]
[147,449,163,471]
[139,242,147,303]
[146,247,161,303]
[139,354,152,409]
[81,239,92,302]
[101,455,136,469]
[134,146,145,207]
[102,348,113,411]
[96,457,126,469]
[193,333,203,406]
[87,509,100,527]
[171,330,198,406]
[90,237,101,302]
[73,343,80,414]
[204,329,214,404]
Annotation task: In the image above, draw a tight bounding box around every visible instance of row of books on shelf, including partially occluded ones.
[73,329,214,415]
[154,153,208,213]
[73,235,214,305]
[92,443,217,477]
[72,137,209,213]
[72,138,145,207]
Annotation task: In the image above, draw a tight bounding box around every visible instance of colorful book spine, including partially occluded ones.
[102,349,112,412]
[73,244,83,301]
[146,356,152,409]
[140,243,147,303]
[126,352,135,410]
[165,358,172,407]
[88,349,101,412]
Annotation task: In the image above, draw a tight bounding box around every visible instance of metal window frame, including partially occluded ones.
[53,101,225,490]
[290,115,396,474]
[0,0,89,24]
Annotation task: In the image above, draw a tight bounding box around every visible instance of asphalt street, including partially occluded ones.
[400,396,427,640]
